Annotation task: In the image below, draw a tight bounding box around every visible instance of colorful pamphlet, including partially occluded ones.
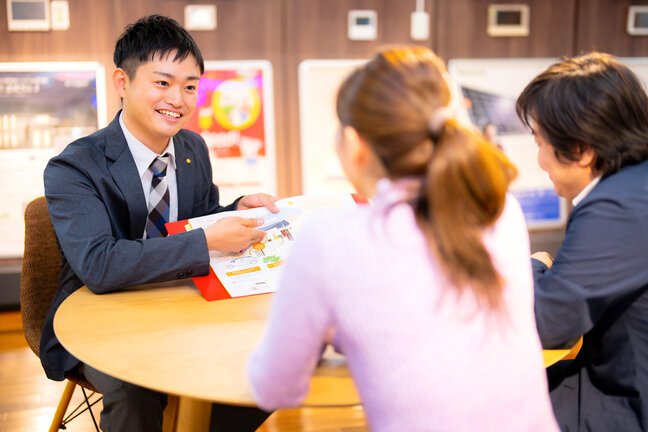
[167,193,364,300]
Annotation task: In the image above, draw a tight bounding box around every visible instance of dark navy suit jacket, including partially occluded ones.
[533,159,648,431]
[41,112,239,381]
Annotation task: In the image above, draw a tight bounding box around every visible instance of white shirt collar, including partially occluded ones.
[119,112,176,176]
[572,174,602,206]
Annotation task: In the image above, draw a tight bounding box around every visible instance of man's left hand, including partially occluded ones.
[237,193,280,213]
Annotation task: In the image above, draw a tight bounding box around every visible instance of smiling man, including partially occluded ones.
[517,53,648,432]
[42,15,274,432]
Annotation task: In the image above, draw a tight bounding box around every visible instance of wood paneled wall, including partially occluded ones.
[282,0,431,193]
[0,0,289,194]
[575,0,648,58]
[434,0,577,60]
[2,0,648,197]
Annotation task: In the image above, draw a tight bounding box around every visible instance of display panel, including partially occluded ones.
[0,62,107,258]
[183,60,276,204]
[627,6,648,35]
[448,58,567,229]
[7,0,50,31]
[620,57,648,83]
[298,59,366,194]
[487,4,530,37]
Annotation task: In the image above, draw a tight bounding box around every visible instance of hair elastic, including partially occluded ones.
[427,106,454,136]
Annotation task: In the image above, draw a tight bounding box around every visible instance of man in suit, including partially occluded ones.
[516,52,648,431]
[42,15,274,432]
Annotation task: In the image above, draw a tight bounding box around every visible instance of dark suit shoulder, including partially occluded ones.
[49,114,129,167]
[590,159,648,196]
[575,160,648,215]
[47,135,110,184]
[54,131,103,159]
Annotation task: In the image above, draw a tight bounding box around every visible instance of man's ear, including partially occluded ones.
[342,126,372,167]
[577,145,596,168]
[113,68,128,98]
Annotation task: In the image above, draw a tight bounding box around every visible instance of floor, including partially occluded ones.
[0,310,367,432]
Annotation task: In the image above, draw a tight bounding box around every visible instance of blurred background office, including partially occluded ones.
[2,0,648,430]
[3,0,648,307]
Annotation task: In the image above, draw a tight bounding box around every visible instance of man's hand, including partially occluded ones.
[237,193,280,213]
[531,251,554,268]
[204,216,266,253]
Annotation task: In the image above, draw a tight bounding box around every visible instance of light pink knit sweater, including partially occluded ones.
[247,179,558,432]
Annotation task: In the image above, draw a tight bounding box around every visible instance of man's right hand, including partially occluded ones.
[204,216,266,253]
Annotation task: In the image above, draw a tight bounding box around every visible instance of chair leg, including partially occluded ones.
[49,380,76,432]
[58,389,102,430]
[81,387,100,431]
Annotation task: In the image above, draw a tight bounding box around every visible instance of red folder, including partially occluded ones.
[166,194,368,301]
[166,219,232,301]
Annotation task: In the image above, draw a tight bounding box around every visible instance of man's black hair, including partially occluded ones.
[517,52,648,177]
[113,14,205,78]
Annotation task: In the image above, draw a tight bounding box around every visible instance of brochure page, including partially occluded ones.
[186,193,356,297]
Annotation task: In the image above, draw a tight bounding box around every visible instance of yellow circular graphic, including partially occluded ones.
[212,80,261,130]
[198,107,213,130]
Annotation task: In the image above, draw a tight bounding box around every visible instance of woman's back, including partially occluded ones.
[248,45,558,431]
[248,179,558,431]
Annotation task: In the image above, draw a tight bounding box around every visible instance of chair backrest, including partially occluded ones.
[21,196,61,357]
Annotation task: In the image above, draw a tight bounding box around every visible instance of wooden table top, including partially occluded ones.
[54,282,359,407]
[54,282,573,406]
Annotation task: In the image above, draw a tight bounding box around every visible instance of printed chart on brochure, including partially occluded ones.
[185,193,356,297]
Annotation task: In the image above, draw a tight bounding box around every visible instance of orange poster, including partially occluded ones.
[184,61,276,203]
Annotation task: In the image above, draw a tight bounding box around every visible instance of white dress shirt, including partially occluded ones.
[572,174,602,207]
[119,113,179,237]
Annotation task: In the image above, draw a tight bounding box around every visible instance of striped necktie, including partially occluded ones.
[146,153,171,238]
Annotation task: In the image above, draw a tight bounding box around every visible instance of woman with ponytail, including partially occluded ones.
[247,46,558,431]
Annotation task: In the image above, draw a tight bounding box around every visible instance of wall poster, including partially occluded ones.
[620,57,648,92]
[448,58,567,229]
[0,62,107,258]
[298,59,366,195]
[184,60,276,204]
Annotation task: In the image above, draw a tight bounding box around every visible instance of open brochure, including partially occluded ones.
[180,193,359,298]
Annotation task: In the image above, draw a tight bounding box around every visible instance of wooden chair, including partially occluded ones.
[20,196,102,432]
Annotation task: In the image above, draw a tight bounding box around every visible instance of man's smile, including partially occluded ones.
[157,109,181,119]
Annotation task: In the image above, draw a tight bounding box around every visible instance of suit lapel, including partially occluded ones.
[175,133,196,220]
[104,112,148,238]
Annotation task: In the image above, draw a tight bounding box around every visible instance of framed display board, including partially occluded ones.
[620,57,648,86]
[0,62,107,258]
[298,59,366,194]
[448,58,567,229]
[183,60,276,204]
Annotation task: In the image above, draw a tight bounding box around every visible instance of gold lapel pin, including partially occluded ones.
[186,158,191,164]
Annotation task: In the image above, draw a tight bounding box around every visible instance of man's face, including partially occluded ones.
[115,51,201,153]
[532,122,594,201]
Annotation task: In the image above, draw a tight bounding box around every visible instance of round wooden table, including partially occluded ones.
[53,281,577,430]
[54,281,359,406]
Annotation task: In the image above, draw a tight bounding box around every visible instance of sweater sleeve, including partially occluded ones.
[246,221,333,411]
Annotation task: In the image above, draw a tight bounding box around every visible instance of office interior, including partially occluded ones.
[1,0,648,304]
[2,0,648,430]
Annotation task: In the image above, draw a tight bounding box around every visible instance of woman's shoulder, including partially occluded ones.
[297,204,372,242]
[490,193,528,237]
